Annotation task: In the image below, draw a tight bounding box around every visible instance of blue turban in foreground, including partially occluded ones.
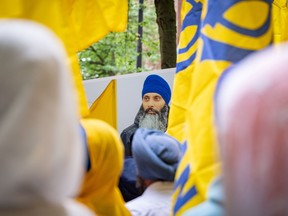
[142,74,171,104]
[132,128,181,181]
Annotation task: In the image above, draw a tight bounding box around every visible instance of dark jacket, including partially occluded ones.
[120,106,142,157]
[119,107,143,202]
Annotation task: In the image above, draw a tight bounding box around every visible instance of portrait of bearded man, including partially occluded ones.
[120,74,171,158]
[119,74,172,202]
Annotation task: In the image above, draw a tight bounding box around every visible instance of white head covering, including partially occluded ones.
[215,43,288,216]
[0,19,86,211]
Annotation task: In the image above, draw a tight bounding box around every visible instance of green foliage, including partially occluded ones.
[78,0,160,80]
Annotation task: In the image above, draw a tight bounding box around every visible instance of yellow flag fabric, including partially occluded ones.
[167,0,204,143]
[171,1,273,215]
[70,0,128,52]
[272,0,288,43]
[89,80,117,130]
[0,0,128,117]
[78,119,131,216]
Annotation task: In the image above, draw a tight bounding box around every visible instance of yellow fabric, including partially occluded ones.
[70,0,128,51]
[167,0,203,143]
[0,0,128,117]
[78,119,131,216]
[171,1,273,215]
[89,80,117,130]
[272,0,288,43]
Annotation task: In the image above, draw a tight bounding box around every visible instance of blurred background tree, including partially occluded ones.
[79,0,159,79]
[79,0,176,80]
[155,0,176,69]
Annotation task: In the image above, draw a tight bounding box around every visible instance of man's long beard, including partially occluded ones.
[138,105,169,132]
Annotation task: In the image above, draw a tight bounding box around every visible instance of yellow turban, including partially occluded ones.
[77,119,131,216]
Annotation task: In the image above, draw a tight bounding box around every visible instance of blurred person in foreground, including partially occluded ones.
[215,44,288,216]
[77,119,131,216]
[0,19,94,216]
[125,128,181,216]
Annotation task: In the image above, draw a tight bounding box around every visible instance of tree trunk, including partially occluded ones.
[154,0,177,69]
[175,0,182,45]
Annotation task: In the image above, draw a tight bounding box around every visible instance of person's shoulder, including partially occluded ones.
[121,124,138,136]
[125,196,146,215]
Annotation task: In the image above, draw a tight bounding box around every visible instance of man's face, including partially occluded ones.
[142,93,166,113]
[138,93,168,132]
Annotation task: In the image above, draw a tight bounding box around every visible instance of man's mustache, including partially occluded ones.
[145,108,160,115]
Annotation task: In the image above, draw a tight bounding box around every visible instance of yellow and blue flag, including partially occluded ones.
[167,0,203,143]
[171,1,273,215]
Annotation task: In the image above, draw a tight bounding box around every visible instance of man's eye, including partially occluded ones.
[154,97,160,101]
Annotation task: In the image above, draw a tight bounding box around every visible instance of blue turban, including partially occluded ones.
[132,128,181,181]
[141,74,171,104]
